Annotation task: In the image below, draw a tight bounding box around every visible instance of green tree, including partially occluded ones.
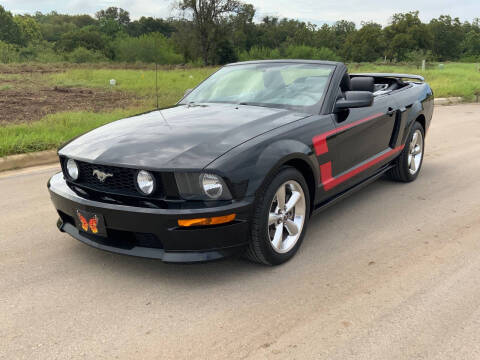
[344,22,385,62]
[463,31,480,56]
[127,17,176,37]
[95,7,130,26]
[14,16,43,45]
[314,24,336,51]
[384,11,432,61]
[429,15,464,60]
[56,27,107,53]
[0,5,22,45]
[229,3,256,52]
[178,0,241,65]
[33,11,78,42]
[332,20,356,54]
[171,19,199,62]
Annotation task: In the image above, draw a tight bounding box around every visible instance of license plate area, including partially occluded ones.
[75,210,107,237]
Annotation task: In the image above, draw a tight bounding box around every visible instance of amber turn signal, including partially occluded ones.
[178,214,236,227]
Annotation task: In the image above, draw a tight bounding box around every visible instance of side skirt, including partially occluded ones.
[311,164,395,216]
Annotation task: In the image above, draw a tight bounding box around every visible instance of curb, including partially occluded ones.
[0,150,58,172]
[434,97,464,106]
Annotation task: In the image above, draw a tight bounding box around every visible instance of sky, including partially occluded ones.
[2,0,480,26]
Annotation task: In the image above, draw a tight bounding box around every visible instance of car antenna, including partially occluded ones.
[153,46,171,129]
[155,61,159,109]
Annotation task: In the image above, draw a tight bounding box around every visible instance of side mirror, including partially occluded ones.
[184,88,193,97]
[335,91,373,111]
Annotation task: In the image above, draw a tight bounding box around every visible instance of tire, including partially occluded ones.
[245,166,310,265]
[387,121,425,182]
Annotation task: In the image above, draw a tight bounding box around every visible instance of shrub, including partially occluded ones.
[284,45,340,61]
[0,40,19,63]
[237,46,281,61]
[459,55,480,63]
[403,49,435,65]
[113,33,183,64]
[17,41,64,62]
[68,47,108,63]
[56,27,108,53]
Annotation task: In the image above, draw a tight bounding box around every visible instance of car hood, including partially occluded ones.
[59,103,308,169]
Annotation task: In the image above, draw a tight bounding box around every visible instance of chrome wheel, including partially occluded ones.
[408,129,423,175]
[267,180,306,254]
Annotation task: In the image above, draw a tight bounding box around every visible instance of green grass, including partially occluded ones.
[349,62,480,99]
[0,109,147,157]
[50,67,218,107]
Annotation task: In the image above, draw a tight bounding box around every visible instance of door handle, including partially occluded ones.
[386,107,395,116]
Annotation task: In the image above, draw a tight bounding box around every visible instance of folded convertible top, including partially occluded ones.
[351,73,425,82]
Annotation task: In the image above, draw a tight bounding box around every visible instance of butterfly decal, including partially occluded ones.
[76,211,99,234]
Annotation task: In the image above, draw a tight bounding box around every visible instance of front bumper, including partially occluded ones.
[48,172,253,262]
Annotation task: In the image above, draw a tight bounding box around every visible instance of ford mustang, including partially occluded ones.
[48,60,434,265]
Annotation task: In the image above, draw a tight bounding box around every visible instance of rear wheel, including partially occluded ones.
[388,121,425,182]
[245,167,310,265]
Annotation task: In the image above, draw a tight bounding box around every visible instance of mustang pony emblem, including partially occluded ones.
[92,169,113,182]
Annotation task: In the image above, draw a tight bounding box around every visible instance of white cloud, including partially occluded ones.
[2,0,479,25]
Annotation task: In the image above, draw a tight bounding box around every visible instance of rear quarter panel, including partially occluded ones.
[391,83,434,148]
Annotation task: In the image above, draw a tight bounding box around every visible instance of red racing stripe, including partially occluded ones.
[320,145,404,191]
[312,113,385,156]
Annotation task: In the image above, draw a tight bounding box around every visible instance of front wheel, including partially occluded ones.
[245,167,310,265]
[388,121,425,182]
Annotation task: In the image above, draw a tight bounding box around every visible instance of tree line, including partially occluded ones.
[0,1,479,65]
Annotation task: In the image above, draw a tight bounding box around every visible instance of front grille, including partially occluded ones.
[63,159,162,198]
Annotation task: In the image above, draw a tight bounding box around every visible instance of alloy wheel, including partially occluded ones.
[408,129,424,175]
[267,180,306,254]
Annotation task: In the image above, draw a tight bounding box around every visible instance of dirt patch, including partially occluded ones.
[0,65,151,124]
[0,85,139,125]
[0,62,197,75]
[0,63,68,75]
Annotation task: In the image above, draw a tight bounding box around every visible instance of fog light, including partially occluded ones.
[177,214,236,227]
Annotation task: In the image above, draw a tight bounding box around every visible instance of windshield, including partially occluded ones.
[180,63,335,112]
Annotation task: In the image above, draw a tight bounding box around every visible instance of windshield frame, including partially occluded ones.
[178,61,338,114]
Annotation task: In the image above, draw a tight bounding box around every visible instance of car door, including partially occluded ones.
[313,93,400,196]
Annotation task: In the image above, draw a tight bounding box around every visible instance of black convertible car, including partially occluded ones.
[48,60,434,265]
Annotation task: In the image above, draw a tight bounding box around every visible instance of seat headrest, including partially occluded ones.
[350,77,375,92]
[263,71,285,89]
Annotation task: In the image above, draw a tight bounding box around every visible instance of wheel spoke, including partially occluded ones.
[284,191,301,213]
[276,186,286,210]
[413,145,422,156]
[271,224,284,250]
[410,156,417,172]
[411,132,418,147]
[284,220,299,236]
[268,213,281,226]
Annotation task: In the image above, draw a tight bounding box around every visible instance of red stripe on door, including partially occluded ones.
[312,113,384,156]
[319,145,404,191]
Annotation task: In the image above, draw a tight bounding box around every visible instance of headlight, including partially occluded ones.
[66,159,79,180]
[174,172,232,200]
[200,173,224,199]
[136,170,155,195]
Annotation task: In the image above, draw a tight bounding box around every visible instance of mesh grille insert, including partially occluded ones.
[64,159,162,198]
